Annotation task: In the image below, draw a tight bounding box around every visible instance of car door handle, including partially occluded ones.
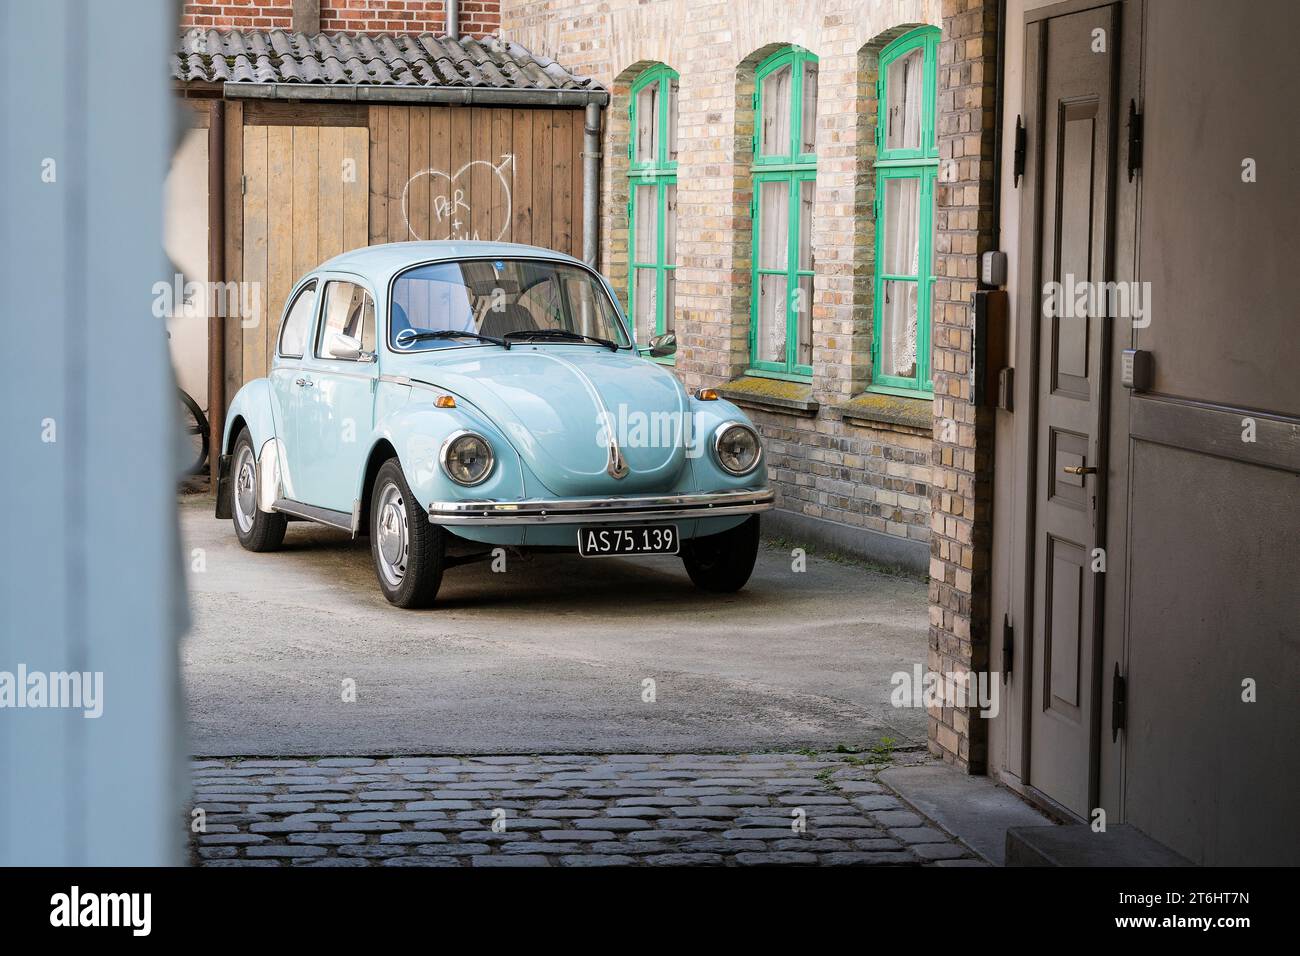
[1062,465,1096,476]
[295,378,314,388]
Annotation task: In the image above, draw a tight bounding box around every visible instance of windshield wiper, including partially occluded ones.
[503,328,618,351]
[395,328,509,349]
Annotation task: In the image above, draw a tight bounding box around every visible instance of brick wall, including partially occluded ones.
[180,1,502,36]
[926,0,999,769]
[502,0,943,569]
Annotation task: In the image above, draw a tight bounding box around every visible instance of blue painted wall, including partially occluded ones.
[0,0,184,865]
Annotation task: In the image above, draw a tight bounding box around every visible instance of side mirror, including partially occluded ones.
[327,332,366,361]
[648,332,677,358]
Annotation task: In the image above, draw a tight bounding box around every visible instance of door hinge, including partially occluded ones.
[1127,99,1143,182]
[1012,115,1026,187]
[1002,615,1013,681]
[241,174,247,196]
[1111,663,1127,741]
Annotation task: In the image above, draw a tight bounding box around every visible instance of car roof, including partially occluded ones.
[314,241,585,289]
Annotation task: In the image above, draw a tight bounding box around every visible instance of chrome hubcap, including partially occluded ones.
[375,482,409,587]
[234,445,256,533]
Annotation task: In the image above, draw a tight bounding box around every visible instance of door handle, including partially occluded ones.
[295,378,314,388]
[1062,465,1096,476]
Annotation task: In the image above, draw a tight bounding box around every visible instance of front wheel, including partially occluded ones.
[680,515,761,593]
[370,459,445,608]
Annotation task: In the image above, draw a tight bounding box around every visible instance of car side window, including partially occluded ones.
[277,281,318,359]
[316,280,376,361]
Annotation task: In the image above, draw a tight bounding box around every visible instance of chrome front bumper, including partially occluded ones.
[427,488,774,525]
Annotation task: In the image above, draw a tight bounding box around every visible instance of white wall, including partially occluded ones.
[165,127,210,409]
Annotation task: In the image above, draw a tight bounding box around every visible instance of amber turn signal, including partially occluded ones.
[695,387,720,401]
[434,395,457,408]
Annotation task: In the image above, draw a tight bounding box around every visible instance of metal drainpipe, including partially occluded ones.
[447,0,459,40]
[208,98,225,485]
[582,102,603,267]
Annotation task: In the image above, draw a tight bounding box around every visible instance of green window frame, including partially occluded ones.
[870,27,940,397]
[749,46,818,380]
[627,64,678,359]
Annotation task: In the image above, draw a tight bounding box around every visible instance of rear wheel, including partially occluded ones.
[179,389,209,477]
[680,515,761,593]
[370,459,445,608]
[231,428,287,552]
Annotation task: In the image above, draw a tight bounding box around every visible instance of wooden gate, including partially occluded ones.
[241,124,370,384]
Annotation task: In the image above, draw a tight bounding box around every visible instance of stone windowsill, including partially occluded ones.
[716,376,820,417]
[837,391,933,434]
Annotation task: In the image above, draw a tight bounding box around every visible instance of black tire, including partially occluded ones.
[230,428,287,552]
[179,388,209,477]
[681,515,761,593]
[370,458,446,608]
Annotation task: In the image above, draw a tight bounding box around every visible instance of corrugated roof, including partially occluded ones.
[173,29,603,97]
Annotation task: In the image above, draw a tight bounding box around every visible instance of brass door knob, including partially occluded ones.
[1062,465,1097,476]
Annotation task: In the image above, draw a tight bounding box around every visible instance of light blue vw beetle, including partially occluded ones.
[217,242,774,607]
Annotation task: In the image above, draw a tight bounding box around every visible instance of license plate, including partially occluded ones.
[577,524,679,557]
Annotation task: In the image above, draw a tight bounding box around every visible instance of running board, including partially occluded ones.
[272,498,355,535]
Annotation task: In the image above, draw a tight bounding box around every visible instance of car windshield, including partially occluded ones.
[389,258,631,352]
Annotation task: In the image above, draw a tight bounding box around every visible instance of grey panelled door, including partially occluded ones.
[1023,3,1117,817]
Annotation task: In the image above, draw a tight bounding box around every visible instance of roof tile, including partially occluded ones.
[174,28,602,93]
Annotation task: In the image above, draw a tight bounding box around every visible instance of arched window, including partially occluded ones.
[750,46,818,378]
[872,27,940,395]
[628,64,679,351]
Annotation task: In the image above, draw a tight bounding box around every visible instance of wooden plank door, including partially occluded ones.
[241,124,368,385]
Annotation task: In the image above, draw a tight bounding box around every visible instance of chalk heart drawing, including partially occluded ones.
[401,154,515,242]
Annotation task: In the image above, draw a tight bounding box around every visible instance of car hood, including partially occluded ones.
[413,347,690,496]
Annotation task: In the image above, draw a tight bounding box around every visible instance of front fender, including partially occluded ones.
[216,377,284,519]
[370,396,528,514]
[222,377,279,454]
[683,397,771,491]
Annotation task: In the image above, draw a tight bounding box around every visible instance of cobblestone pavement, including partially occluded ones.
[189,752,986,867]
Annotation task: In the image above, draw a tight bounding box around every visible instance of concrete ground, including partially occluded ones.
[181,495,930,756]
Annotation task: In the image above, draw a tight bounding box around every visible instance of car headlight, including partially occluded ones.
[713,422,762,476]
[440,430,494,486]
